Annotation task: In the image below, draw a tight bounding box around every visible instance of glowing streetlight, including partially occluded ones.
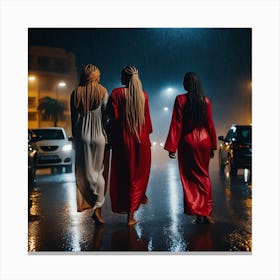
[163,107,169,111]
[28,76,36,81]
[160,142,164,147]
[164,87,176,97]
[152,141,157,146]
[57,82,67,100]
[58,82,66,87]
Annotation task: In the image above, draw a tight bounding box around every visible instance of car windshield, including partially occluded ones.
[237,127,251,143]
[32,129,65,140]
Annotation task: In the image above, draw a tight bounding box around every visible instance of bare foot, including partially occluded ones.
[128,218,137,226]
[141,194,149,205]
[92,208,105,225]
[203,216,214,224]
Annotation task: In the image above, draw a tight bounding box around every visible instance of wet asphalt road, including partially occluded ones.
[28,148,252,253]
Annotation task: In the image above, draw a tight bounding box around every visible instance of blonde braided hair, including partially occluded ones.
[74,64,107,113]
[123,66,145,142]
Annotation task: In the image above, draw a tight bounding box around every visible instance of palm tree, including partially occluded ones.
[38,96,65,127]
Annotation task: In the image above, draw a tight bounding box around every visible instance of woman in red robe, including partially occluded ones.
[164,72,217,224]
[108,66,152,226]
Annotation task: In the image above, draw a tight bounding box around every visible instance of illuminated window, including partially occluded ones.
[28,112,37,121]
[28,97,36,108]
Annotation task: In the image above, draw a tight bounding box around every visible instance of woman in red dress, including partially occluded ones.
[108,66,152,226]
[164,72,217,224]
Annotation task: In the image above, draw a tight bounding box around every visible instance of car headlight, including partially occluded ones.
[62,144,72,152]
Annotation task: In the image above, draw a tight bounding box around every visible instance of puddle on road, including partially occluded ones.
[29,161,252,252]
[29,189,40,218]
[225,228,252,251]
[35,168,76,183]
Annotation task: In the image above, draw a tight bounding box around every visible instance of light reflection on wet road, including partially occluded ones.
[28,148,252,252]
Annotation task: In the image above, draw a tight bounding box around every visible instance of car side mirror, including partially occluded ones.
[218,136,224,141]
[68,136,73,141]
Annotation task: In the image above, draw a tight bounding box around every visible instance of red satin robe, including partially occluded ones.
[164,94,217,216]
[108,87,153,213]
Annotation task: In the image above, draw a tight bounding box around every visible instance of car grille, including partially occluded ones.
[38,155,62,164]
[40,146,59,151]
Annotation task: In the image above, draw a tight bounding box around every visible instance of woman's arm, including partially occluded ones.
[164,95,183,154]
[205,97,217,151]
[144,92,153,134]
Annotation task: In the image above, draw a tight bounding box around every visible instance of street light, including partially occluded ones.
[58,82,66,87]
[57,81,66,99]
[28,76,36,81]
[165,87,176,97]
[163,107,169,111]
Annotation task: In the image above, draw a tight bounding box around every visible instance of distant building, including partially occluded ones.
[28,46,78,135]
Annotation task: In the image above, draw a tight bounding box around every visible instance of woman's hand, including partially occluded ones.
[169,152,176,159]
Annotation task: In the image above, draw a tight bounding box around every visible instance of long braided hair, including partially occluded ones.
[183,72,206,125]
[122,66,145,142]
[74,64,107,113]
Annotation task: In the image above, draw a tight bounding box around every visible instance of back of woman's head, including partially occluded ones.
[183,72,206,125]
[74,64,106,112]
[121,66,145,142]
[79,64,100,86]
[183,72,203,94]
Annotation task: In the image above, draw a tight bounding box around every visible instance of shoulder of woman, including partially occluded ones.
[177,93,186,98]
[175,94,187,102]
[111,87,122,95]
[110,87,124,101]
[143,90,149,98]
[99,84,107,93]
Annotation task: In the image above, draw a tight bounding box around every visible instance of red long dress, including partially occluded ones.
[164,94,217,216]
[108,87,153,213]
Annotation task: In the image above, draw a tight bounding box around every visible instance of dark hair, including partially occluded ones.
[183,72,206,125]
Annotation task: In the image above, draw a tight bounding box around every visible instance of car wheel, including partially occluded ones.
[65,164,72,173]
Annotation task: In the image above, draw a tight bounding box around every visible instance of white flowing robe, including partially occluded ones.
[71,92,109,212]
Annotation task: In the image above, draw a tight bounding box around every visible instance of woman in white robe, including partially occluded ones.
[70,64,108,224]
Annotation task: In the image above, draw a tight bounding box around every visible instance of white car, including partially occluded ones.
[31,127,73,173]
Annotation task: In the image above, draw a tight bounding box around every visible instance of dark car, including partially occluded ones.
[218,124,252,176]
[28,129,40,183]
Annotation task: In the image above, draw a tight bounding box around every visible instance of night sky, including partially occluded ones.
[28,28,252,139]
